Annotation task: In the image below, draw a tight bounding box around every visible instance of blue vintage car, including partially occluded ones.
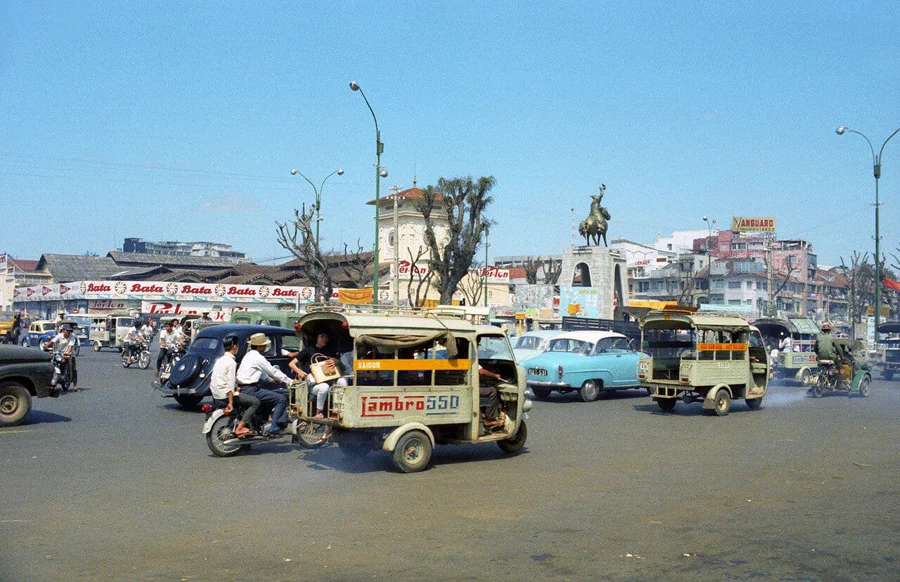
[525,330,644,401]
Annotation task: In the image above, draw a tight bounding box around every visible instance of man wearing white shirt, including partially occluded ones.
[156,320,179,377]
[209,335,259,437]
[46,324,79,392]
[236,333,292,435]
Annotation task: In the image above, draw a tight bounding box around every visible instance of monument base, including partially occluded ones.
[559,246,626,320]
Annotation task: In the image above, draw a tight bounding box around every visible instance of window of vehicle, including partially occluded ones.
[477,335,514,361]
[190,337,220,354]
[547,338,588,353]
[515,336,542,350]
[357,337,471,387]
[595,336,631,354]
[281,334,300,353]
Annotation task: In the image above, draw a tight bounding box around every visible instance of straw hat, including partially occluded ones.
[248,333,271,347]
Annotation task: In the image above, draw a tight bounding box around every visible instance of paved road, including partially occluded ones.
[2,350,898,581]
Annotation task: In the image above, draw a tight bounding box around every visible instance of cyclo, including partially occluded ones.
[290,305,532,473]
[639,311,769,416]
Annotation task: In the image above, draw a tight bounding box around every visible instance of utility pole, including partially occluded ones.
[390,183,402,306]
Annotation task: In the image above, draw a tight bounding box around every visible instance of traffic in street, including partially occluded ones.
[3,349,898,580]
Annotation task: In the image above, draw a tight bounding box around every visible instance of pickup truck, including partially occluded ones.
[0,345,54,427]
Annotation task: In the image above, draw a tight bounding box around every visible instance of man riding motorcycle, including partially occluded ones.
[123,319,146,367]
[44,323,79,392]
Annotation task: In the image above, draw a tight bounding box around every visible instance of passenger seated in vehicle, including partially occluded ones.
[478,365,506,431]
[290,329,348,418]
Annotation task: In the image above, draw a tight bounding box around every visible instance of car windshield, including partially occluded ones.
[41,323,56,332]
[593,337,631,354]
[547,338,590,354]
[515,336,546,350]
[477,335,514,361]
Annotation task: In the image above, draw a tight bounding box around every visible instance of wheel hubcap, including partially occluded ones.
[404,441,423,462]
[0,395,17,414]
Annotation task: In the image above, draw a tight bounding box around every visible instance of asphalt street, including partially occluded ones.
[2,350,898,581]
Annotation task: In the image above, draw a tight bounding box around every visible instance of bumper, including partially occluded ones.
[527,380,572,390]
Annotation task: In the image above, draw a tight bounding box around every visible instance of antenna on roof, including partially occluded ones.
[571,208,576,247]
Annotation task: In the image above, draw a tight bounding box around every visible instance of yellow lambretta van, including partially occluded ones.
[291,306,532,473]
[639,311,768,416]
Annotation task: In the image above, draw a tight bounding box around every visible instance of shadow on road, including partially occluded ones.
[23,410,72,424]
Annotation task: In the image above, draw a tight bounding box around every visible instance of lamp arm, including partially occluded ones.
[878,127,900,162]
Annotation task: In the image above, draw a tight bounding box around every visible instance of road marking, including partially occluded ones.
[0,429,35,434]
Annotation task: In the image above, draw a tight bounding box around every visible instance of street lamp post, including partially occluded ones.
[289,167,343,249]
[836,125,900,335]
[483,225,490,307]
[350,81,385,304]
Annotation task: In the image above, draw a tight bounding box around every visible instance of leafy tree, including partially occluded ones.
[417,176,495,304]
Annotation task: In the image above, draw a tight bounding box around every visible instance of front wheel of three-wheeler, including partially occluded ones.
[392,430,432,473]
[657,398,677,413]
[579,380,600,402]
[857,376,871,398]
[295,420,330,449]
[497,420,527,454]
[712,388,731,416]
[799,368,811,386]
[746,396,763,410]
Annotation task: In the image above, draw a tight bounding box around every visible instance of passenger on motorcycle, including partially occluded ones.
[123,320,145,366]
[140,319,154,343]
[209,334,259,437]
[156,320,180,378]
[812,323,841,391]
[235,333,293,436]
[289,329,348,419]
[45,323,79,392]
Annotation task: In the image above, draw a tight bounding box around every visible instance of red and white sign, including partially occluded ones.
[141,301,247,319]
[476,266,510,282]
[394,260,430,280]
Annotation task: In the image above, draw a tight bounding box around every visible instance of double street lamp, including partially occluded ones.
[289,167,343,249]
[350,81,386,304]
[836,125,900,333]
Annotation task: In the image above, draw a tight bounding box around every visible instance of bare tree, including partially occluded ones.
[276,206,334,300]
[405,247,435,307]
[457,271,484,306]
[336,240,374,290]
[417,176,495,304]
[841,252,873,332]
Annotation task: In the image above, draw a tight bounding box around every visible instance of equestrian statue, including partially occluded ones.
[578,184,611,246]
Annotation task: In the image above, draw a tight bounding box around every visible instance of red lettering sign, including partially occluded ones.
[181,285,212,295]
[271,288,297,297]
[227,286,256,296]
[131,283,164,293]
[87,283,112,292]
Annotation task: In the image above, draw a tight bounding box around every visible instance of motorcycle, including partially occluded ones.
[158,345,186,383]
[49,351,72,396]
[202,391,329,457]
[121,341,151,370]
[809,358,872,398]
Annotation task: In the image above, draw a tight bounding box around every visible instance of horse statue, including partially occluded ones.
[578,184,611,246]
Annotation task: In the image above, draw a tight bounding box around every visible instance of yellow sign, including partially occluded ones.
[338,288,374,304]
[355,359,471,371]
[698,343,749,351]
[731,217,776,232]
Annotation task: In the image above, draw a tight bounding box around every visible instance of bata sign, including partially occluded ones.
[732,217,776,233]
[14,280,313,304]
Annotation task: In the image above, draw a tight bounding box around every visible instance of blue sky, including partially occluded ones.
[1,1,898,268]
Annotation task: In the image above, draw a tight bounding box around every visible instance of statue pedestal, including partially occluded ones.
[559,246,627,320]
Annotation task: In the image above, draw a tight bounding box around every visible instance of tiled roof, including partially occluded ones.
[369,187,445,206]
[36,254,123,283]
[107,251,239,270]
[8,258,39,271]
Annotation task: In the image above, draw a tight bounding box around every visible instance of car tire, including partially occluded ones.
[746,396,763,410]
[579,380,600,402]
[497,420,527,454]
[174,394,203,409]
[531,387,551,400]
[392,430,432,473]
[0,382,32,427]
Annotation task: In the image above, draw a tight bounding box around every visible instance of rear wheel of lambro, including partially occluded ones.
[799,368,811,386]
[392,430,432,473]
[531,388,551,400]
[712,388,731,416]
[746,396,763,410]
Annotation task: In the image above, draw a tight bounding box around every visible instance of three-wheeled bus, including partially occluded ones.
[290,306,532,473]
[89,312,136,352]
[639,311,769,416]
[752,317,819,384]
